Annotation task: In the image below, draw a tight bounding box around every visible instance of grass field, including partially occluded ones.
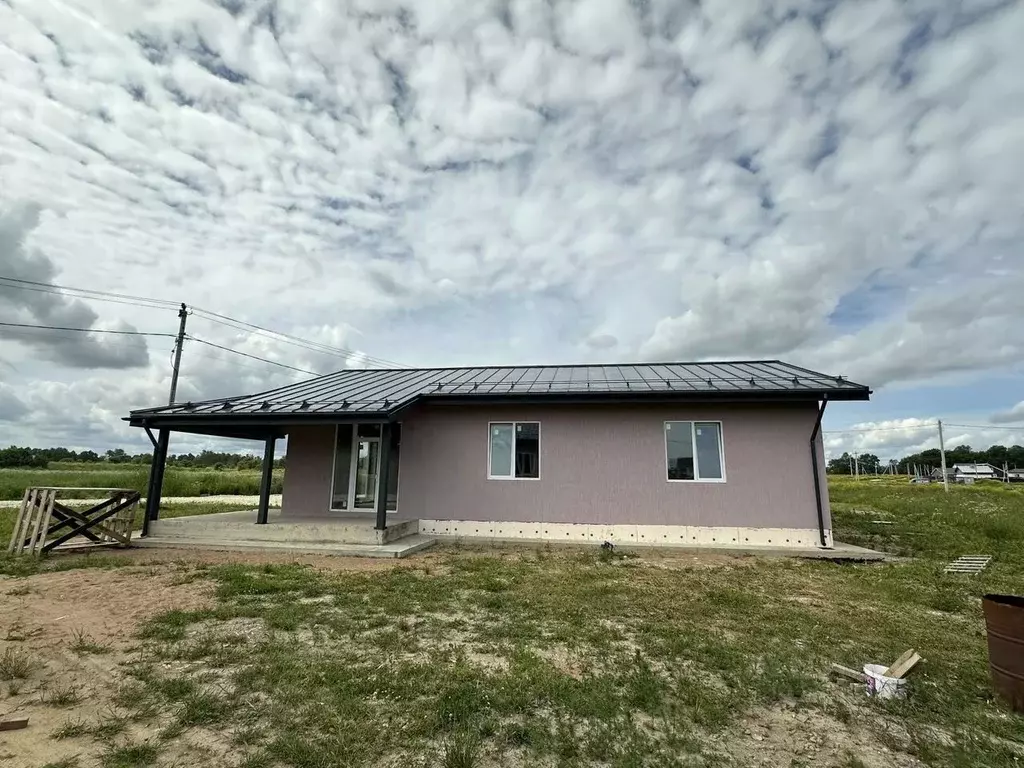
[0,477,1021,767]
[0,466,283,501]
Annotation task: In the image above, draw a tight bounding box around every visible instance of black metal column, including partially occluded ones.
[374,422,392,531]
[257,437,276,525]
[142,429,169,537]
[809,397,829,548]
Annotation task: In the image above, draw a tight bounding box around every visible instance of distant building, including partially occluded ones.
[1007,468,1024,483]
[952,463,1003,483]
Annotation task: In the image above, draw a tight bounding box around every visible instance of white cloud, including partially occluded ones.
[992,402,1024,424]
[0,0,1022,451]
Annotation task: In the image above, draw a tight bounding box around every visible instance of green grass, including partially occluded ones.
[8,475,1024,767]
[113,516,1022,767]
[0,466,283,501]
[829,475,1024,558]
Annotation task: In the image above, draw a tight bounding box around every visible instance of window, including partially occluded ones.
[489,422,540,479]
[665,421,725,481]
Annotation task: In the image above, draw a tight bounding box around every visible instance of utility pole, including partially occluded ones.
[938,420,949,493]
[168,303,188,405]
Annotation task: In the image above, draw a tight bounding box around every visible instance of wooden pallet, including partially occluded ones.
[6,488,141,557]
[944,555,992,574]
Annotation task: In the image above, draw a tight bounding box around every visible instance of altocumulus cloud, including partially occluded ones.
[0,0,1022,453]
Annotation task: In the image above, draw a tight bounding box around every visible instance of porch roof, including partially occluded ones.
[126,359,870,434]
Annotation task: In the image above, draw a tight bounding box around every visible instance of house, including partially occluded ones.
[952,463,1003,483]
[127,360,870,551]
[1008,468,1024,483]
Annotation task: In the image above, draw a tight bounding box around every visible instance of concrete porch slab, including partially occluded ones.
[149,509,418,546]
[134,533,436,559]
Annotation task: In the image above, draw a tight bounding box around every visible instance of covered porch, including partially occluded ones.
[130,410,432,558]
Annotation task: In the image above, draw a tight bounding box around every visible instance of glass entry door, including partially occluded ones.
[330,423,399,513]
[353,438,380,509]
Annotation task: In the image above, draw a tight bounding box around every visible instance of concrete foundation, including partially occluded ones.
[142,510,432,558]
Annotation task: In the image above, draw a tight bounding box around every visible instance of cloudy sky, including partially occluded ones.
[1,0,1022,460]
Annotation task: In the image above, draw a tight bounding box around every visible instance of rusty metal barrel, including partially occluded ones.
[983,594,1024,711]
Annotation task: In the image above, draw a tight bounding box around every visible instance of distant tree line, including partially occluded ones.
[0,446,285,470]
[828,444,1024,475]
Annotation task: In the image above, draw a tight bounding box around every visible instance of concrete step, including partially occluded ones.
[134,534,436,559]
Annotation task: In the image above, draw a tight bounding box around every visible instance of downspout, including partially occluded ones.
[810,396,829,548]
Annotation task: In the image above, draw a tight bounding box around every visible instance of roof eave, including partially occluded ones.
[127,386,870,429]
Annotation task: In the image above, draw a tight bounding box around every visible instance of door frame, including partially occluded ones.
[328,423,400,514]
[348,430,380,511]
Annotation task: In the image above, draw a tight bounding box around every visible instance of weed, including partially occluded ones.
[441,732,480,768]
[42,684,82,707]
[52,718,89,740]
[0,646,33,680]
[90,713,130,740]
[70,629,111,655]
[41,759,80,768]
[176,690,230,727]
[100,739,161,768]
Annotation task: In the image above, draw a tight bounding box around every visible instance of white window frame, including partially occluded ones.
[664,420,727,483]
[487,421,541,481]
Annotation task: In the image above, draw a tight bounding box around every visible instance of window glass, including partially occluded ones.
[665,422,695,480]
[489,423,514,477]
[331,424,353,508]
[694,422,723,479]
[515,422,540,478]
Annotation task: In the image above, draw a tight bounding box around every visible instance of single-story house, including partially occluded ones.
[952,463,1003,483]
[1008,468,1024,483]
[127,360,870,550]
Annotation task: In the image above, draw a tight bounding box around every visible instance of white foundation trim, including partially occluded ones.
[418,520,833,549]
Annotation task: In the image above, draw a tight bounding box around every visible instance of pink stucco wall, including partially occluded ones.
[280,402,830,530]
[280,424,335,518]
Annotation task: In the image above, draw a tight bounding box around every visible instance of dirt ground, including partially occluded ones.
[0,567,210,767]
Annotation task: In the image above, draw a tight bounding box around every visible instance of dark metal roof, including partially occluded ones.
[128,360,870,429]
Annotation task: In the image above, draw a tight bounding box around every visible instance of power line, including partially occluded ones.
[945,423,1024,432]
[190,309,407,369]
[823,423,938,434]
[186,335,318,375]
[0,274,408,369]
[0,276,179,310]
[0,321,175,337]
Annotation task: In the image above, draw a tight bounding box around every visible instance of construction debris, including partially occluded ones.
[830,663,868,683]
[0,716,29,731]
[944,555,992,574]
[831,648,923,700]
[884,649,922,678]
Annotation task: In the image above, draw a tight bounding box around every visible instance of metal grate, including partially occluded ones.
[944,555,992,574]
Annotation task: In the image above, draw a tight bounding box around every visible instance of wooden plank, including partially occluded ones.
[7,489,30,554]
[0,717,30,731]
[14,489,39,556]
[29,490,54,556]
[883,649,917,677]
[34,487,135,492]
[886,652,922,679]
[830,664,868,682]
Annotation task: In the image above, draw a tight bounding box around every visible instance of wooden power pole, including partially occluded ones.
[168,303,188,405]
[938,420,949,493]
